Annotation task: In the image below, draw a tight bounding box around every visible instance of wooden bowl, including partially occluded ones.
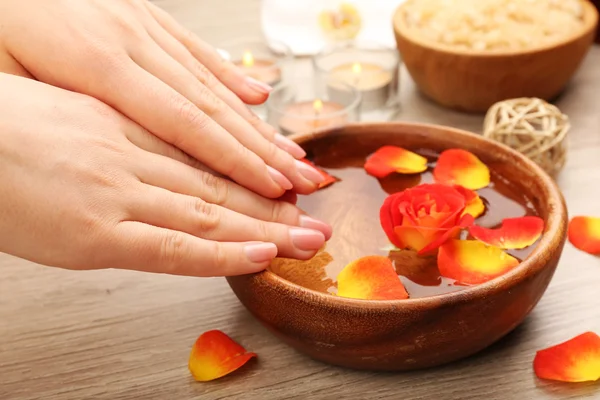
[226,122,568,371]
[392,1,599,113]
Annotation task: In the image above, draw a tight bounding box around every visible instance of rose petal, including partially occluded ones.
[393,225,430,252]
[299,158,338,189]
[188,330,256,381]
[437,239,519,284]
[534,332,600,383]
[433,149,490,190]
[469,216,544,249]
[364,146,428,178]
[568,216,600,255]
[453,185,486,218]
[337,255,409,300]
[417,213,474,255]
[380,195,404,249]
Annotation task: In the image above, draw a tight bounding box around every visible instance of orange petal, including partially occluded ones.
[364,146,428,178]
[299,158,338,189]
[469,216,544,249]
[534,332,600,382]
[437,240,519,284]
[453,185,486,218]
[433,149,490,190]
[568,216,600,255]
[417,213,475,255]
[188,330,256,381]
[337,255,409,300]
[393,225,431,252]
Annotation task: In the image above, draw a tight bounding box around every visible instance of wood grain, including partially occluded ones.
[1,0,600,398]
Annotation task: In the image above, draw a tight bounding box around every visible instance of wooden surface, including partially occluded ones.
[1,1,599,399]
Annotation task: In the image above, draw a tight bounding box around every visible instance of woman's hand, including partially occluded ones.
[0,0,323,199]
[0,73,330,277]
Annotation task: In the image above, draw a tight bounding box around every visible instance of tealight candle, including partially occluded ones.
[313,42,400,113]
[233,50,282,87]
[278,99,349,135]
[266,83,361,136]
[327,62,394,110]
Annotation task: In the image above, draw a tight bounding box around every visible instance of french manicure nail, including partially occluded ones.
[246,76,273,94]
[267,165,293,190]
[295,159,325,184]
[274,133,307,159]
[299,215,333,240]
[289,228,325,251]
[244,242,278,263]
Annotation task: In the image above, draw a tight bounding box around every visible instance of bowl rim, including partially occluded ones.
[252,121,568,310]
[392,0,599,58]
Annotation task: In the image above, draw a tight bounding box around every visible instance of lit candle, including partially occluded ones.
[233,50,282,86]
[278,98,348,135]
[327,62,395,110]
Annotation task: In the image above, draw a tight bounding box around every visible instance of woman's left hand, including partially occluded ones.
[0,0,317,197]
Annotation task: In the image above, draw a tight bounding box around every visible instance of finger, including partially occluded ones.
[144,1,270,106]
[140,15,306,159]
[130,184,325,260]
[95,58,291,199]
[110,221,277,277]
[123,116,205,170]
[121,115,229,178]
[128,42,322,194]
[0,48,35,79]
[132,148,332,239]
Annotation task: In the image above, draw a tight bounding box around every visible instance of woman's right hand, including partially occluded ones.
[0,73,330,277]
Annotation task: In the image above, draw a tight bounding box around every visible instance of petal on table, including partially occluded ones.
[568,216,600,255]
[437,239,519,284]
[534,332,600,383]
[188,330,257,382]
[433,149,490,190]
[453,185,486,218]
[337,255,409,300]
[299,158,338,189]
[469,216,544,249]
[364,146,428,178]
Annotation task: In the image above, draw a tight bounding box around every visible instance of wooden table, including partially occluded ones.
[2,1,600,399]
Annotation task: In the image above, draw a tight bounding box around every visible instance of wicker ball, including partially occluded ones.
[483,97,570,176]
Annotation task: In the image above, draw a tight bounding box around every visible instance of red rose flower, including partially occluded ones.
[380,183,475,254]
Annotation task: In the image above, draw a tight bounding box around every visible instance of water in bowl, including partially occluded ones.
[269,146,539,299]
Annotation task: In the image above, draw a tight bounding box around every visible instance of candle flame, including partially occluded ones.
[352,62,362,74]
[242,51,254,67]
[313,99,323,113]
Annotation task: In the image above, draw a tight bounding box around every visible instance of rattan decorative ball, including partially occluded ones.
[483,97,570,175]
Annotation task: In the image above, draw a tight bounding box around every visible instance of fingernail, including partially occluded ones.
[274,133,306,159]
[267,165,293,190]
[289,228,325,251]
[299,215,333,240]
[244,242,278,263]
[295,159,325,184]
[246,76,273,94]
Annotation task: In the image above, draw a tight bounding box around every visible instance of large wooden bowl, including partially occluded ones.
[392,1,599,113]
[226,122,568,371]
